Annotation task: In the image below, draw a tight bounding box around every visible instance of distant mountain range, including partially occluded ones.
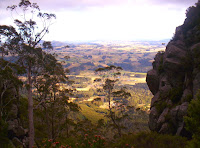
[51,39,170,47]
[50,40,168,74]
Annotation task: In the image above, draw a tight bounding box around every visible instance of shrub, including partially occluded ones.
[184,91,200,146]
[169,87,183,104]
[154,101,168,114]
[40,134,106,148]
[157,52,164,74]
[111,132,187,148]
[182,94,193,103]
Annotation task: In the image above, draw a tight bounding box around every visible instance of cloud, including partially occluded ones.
[0,0,18,8]
[0,0,198,41]
[34,0,127,11]
[148,0,198,7]
[148,0,197,6]
[0,0,198,12]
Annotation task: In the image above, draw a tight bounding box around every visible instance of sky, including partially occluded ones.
[0,0,198,42]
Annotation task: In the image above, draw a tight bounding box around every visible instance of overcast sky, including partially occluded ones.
[0,0,198,42]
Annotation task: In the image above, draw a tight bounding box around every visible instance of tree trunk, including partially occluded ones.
[108,87,121,137]
[28,66,35,148]
[66,113,69,138]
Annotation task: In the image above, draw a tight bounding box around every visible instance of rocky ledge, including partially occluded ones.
[146,1,200,137]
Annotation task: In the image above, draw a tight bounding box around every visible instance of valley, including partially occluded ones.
[50,40,167,125]
[52,40,167,74]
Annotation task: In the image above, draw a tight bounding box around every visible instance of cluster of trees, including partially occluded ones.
[0,0,79,147]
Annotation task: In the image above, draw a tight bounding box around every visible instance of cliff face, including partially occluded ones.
[146,1,200,136]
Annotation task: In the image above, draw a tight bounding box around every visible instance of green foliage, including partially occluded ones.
[0,59,24,146]
[0,120,11,148]
[181,52,193,73]
[78,103,108,124]
[157,51,164,74]
[111,132,187,148]
[39,134,106,148]
[95,65,133,138]
[184,3,200,34]
[1,1,58,146]
[19,96,28,128]
[95,65,122,73]
[182,94,193,103]
[186,138,200,148]
[154,101,168,114]
[34,86,79,143]
[124,83,152,106]
[158,64,164,74]
[192,47,200,70]
[184,91,200,146]
[169,87,183,103]
[180,2,200,45]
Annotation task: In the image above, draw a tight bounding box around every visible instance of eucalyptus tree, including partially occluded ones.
[95,65,131,138]
[0,0,56,147]
[33,61,79,142]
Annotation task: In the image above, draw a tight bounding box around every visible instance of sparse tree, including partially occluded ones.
[95,65,131,138]
[33,63,79,142]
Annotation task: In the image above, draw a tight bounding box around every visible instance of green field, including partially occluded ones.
[78,103,108,124]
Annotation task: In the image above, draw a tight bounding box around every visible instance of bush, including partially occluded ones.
[157,52,164,74]
[39,134,106,148]
[154,101,168,114]
[0,120,10,148]
[169,87,183,104]
[184,91,200,146]
[111,132,187,148]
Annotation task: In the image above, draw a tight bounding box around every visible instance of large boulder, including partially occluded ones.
[146,70,159,95]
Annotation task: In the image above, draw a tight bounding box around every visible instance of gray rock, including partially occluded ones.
[157,108,169,125]
[170,106,179,125]
[151,92,160,107]
[177,102,189,121]
[159,75,171,91]
[146,69,159,95]
[153,52,164,69]
[159,123,170,134]
[165,44,186,59]
[7,119,18,130]
[22,136,29,147]
[163,58,182,72]
[193,72,200,97]
[149,107,158,131]
[176,122,184,136]
[190,43,200,54]
[9,104,18,119]
[181,89,192,102]
[14,126,26,137]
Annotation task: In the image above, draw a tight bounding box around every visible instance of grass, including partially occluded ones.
[79,103,108,124]
[76,86,91,91]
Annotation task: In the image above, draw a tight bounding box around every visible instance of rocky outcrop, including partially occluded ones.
[146,1,200,137]
[7,104,28,147]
